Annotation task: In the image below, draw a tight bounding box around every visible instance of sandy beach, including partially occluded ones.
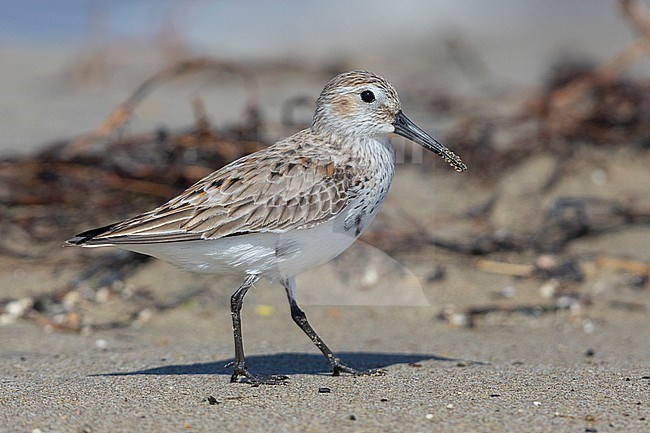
[1,2,649,432]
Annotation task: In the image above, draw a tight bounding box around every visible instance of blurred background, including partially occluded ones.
[2,0,648,154]
[0,0,648,344]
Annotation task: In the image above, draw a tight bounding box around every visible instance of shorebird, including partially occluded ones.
[67,70,467,384]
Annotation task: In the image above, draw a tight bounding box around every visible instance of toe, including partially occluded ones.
[332,363,386,377]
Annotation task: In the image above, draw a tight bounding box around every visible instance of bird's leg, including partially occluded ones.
[282,277,385,377]
[227,274,288,385]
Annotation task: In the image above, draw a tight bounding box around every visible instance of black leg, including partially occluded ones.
[282,277,385,377]
[227,274,288,385]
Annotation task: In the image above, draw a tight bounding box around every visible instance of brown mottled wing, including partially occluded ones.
[78,140,356,245]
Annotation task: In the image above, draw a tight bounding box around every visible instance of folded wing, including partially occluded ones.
[67,138,357,246]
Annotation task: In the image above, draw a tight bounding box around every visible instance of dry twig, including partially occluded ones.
[65,57,259,157]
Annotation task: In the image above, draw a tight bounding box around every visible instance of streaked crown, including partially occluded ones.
[311,70,401,138]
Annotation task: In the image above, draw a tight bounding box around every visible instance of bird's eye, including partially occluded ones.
[360,90,375,103]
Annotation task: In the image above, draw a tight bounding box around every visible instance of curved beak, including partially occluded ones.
[393,111,467,172]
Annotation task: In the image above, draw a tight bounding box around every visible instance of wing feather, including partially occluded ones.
[73,130,359,245]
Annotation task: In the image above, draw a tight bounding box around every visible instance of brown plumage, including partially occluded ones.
[69,129,364,245]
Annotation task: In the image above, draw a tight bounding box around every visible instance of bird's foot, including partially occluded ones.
[331,361,386,377]
[226,361,289,386]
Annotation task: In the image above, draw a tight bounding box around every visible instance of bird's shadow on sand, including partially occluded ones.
[93,352,482,377]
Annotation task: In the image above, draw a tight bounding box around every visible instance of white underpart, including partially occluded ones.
[123,216,352,280]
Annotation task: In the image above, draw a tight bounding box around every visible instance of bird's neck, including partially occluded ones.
[309,128,395,168]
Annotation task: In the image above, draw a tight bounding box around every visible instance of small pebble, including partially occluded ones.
[349,415,356,421]
[539,280,559,299]
[591,168,607,186]
[95,287,111,303]
[6,298,33,317]
[137,308,153,323]
[556,295,578,309]
[533,401,542,407]
[254,305,274,316]
[498,286,516,299]
[95,339,108,349]
[536,254,557,270]
[62,290,81,308]
[427,265,446,282]
[583,321,595,334]
[585,348,595,357]
[446,403,454,409]
[425,413,434,420]
[361,267,379,286]
[449,313,469,327]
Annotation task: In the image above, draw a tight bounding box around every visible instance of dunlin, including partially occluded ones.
[67,70,467,384]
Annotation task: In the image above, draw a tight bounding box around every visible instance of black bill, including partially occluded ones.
[393,110,467,172]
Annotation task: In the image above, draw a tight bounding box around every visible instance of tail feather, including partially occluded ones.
[65,223,116,246]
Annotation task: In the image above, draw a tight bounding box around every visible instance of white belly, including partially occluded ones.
[122,204,382,281]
